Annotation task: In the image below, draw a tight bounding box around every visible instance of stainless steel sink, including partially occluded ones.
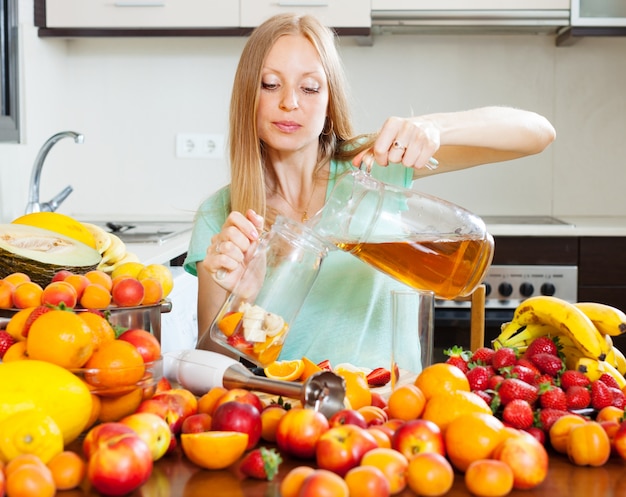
[90,221,193,244]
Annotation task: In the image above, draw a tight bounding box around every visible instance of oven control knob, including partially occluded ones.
[540,282,556,297]
[519,282,534,297]
[498,282,513,298]
[484,282,492,297]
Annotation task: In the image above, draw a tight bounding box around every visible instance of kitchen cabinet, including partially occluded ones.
[240,0,370,29]
[578,236,626,308]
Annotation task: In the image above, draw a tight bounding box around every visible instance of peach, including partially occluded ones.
[64,274,91,300]
[41,281,78,308]
[111,277,144,307]
[12,281,43,309]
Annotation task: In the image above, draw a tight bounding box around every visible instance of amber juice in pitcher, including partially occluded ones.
[336,233,494,300]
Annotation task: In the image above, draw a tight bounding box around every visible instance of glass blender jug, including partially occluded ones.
[307,169,494,300]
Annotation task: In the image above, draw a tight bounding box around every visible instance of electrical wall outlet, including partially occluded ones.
[176,133,225,159]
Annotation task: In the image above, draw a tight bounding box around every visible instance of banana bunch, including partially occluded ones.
[81,222,140,273]
[493,296,626,387]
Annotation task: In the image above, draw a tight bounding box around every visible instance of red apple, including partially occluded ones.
[316,425,379,476]
[87,432,153,496]
[118,329,161,363]
[82,422,136,459]
[119,412,172,461]
[493,430,549,490]
[213,388,263,414]
[181,413,213,434]
[391,419,445,459]
[276,407,329,459]
[329,409,368,429]
[136,396,186,436]
[211,401,262,450]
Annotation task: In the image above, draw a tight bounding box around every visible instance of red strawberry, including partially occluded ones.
[514,358,542,379]
[473,389,494,406]
[533,373,555,388]
[536,407,570,432]
[466,365,491,391]
[609,387,626,409]
[317,359,332,371]
[524,336,559,358]
[560,370,591,389]
[21,305,53,337]
[524,426,546,446]
[492,347,517,371]
[444,346,470,374]
[590,380,613,410]
[509,364,538,384]
[366,368,391,387]
[565,385,591,410]
[239,447,282,481]
[502,399,534,430]
[0,330,16,359]
[497,378,538,406]
[598,373,621,390]
[538,385,567,410]
[226,333,253,351]
[530,353,564,377]
[471,347,495,365]
[488,374,505,391]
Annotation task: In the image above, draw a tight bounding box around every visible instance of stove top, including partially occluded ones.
[89,221,193,244]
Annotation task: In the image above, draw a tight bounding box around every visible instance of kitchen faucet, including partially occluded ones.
[25,131,84,214]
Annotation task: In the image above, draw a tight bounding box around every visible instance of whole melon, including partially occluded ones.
[0,360,93,444]
[0,224,101,287]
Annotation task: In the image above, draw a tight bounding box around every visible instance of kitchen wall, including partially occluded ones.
[1,1,625,223]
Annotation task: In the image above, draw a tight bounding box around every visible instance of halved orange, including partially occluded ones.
[181,431,248,470]
[264,359,305,382]
[299,356,322,382]
[217,312,243,337]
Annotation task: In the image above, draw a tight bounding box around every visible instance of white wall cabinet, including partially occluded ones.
[240,0,370,28]
[43,0,239,29]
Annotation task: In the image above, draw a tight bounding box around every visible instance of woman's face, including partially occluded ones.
[257,34,329,155]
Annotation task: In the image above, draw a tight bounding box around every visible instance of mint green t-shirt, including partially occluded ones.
[184,161,423,370]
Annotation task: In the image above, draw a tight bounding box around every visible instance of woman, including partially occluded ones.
[183,13,556,369]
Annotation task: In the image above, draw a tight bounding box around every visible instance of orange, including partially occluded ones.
[84,270,113,292]
[5,462,55,497]
[217,312,243,337]
[12,282,44,309]
[83,339,145,390]
[264,359,305,382]
[465,459,514,497]
[335,368,372,409]
[3,272,31,286]
[387,384,426,421]
[46,450,86,490]
[300,356,323,381]
[280,466,316,497]
[180,431,248,470]
[345,465,391,497]
[261,406,287,443]
[548,414,587,454]
[5,307,36,341]
[140,278,163,305]
[445,412,506,472]
[0,280,15,308]
[2,341,28,361]
[80,283,112,309]
[414,362,470,400]
[422,390,492,434]
[78,311,116,351]
[360,447,409,494]
[406,452,454,497]
[197,387,228,415]
[26,310,94,369]
[97,387,144,422]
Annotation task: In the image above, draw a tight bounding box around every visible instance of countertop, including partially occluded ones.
[485,216,626,237]
[124,231,192,266]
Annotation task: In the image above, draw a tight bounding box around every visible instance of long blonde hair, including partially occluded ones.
[228,13,367,216]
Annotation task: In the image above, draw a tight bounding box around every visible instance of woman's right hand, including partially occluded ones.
[201,209,264,292]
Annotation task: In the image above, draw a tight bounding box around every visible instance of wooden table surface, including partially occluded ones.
[66,443,626,497]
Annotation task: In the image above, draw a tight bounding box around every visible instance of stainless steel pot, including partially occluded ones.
[0,300,172,343]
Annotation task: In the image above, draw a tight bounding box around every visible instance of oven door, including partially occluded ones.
[433,307,515,363]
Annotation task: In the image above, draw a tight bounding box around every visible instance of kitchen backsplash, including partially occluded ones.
[0,2,625,223]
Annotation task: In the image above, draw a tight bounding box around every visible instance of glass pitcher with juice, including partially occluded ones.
[308,169,494,300]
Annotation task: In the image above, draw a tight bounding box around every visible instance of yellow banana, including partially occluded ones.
[505,296,609,361]
[575,357,626,389]
[562,346,587,371]
[603,335,618,369]
[612,346,626,376]
[492,322,523,349]
[574,302,626,337]
[498,323,560,348]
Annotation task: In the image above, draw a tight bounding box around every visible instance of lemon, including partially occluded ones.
[111,261,145,280]
[0,360,93,445]
[138,264,174,298]
[0,409,64,464]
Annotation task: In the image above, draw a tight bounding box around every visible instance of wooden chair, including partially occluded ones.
[456,284,486,352]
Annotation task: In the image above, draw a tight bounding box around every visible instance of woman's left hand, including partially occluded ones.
[353,116,440,171]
